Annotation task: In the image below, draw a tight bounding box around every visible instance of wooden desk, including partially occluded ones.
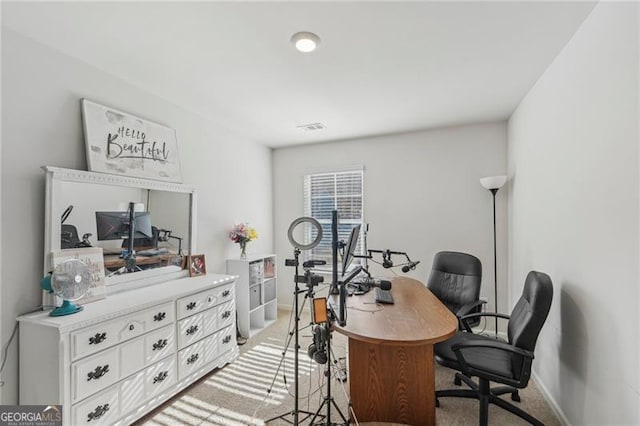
[332,277,457,426]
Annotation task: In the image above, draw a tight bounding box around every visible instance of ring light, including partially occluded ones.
[287,217,323,250]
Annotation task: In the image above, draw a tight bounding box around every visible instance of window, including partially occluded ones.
[303,170,364,270]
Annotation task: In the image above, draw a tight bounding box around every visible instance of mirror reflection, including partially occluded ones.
[54,179,191,283]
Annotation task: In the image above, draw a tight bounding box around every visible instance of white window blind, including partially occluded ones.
[303,170,364,269]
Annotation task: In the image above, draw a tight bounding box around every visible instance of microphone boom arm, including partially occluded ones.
[365,248,417,270]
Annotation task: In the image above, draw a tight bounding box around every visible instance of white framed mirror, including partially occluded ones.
[43,166,197,298]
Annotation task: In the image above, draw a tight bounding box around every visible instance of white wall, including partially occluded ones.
[0,29,273,404]
[273,123,507,315]
[508,3,639,424]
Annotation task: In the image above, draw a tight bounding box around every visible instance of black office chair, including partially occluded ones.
[434,270,553,426]
[427,251,485,329]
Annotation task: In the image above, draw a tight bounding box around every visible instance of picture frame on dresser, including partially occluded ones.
[188,254,206,277]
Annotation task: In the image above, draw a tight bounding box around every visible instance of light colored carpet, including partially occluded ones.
[135,309,560,426]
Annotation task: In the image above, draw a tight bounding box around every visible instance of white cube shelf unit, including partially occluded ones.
[227,254,278,338]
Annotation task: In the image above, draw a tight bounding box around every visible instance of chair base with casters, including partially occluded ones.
[439,371,520,402]
[434,270,554,426]
[436,375,542,426]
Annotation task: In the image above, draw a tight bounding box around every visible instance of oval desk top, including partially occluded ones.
[332,277,458,345]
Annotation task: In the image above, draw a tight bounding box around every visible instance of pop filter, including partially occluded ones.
[287,217,323,250]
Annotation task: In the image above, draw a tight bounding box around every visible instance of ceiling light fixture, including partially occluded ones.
[291,31,320,53]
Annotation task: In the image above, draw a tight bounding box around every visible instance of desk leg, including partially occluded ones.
[348,338,436,425]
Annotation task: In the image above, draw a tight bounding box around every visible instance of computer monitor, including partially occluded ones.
[341,224,361,275]
[95,211,153,241]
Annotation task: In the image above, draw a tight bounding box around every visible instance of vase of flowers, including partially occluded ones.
[229,223,258,259]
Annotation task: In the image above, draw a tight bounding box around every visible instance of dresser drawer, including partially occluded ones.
[202,333,220,364]
[217,325,235,356]
[71,322,122,361]
[145,356,176,397]
[119,370,145,417]
[119,336,145,379]
[203,306,219,335]
[72,347,119,403]
[144,324,175,365]
[177,284,235,320]
[71,302,174,361]
[116,302,175,343]
[177,292,207,319]
[72,384,119,425]
[177,313,204,349]
[178,340,205,380]
[210,283,235,307]
[217,300,235,331]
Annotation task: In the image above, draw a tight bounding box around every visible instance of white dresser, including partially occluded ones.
[18,273,238,426]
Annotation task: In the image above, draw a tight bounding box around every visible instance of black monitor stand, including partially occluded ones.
[123,202,138,272]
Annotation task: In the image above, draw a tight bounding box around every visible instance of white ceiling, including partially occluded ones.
[2,1,596,148]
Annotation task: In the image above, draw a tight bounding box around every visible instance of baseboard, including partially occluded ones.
[278,303,293,312]
[531,371,570,426]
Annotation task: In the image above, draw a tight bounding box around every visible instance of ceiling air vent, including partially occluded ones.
[297,122,325,131]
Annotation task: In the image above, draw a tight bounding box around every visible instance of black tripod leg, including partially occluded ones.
[267,249,327,425]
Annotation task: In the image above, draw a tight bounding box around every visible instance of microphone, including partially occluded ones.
[401,260,421,273]
[382,250,394,268]
[360,277,392,290]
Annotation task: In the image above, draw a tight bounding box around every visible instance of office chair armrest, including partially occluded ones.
[451,340,534,378]
[455,300,487,318]
[459,312,511,332]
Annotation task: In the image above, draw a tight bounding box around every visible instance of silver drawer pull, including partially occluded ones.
[153,371,168,384]
[208,296,214,303]
[87,403,110,422]
[222,335,232,344]
[186,325,199,335]
[89,332,107,345]
[186,353,199,365]
[153,312,166,321]
[222,289,230,297]
[152,339,168,351]
[221,310,231,319]
[87,364,109,381]
[186,301,197,310]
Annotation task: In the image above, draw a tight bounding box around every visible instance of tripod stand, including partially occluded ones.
[309,317,349,426]
[266,248,323,425]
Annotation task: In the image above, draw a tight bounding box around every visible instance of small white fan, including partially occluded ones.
[41,259,91,316]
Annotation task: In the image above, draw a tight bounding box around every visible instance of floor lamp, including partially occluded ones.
[480,175,507,338]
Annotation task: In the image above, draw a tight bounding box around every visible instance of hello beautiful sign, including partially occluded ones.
[81,99,182,182]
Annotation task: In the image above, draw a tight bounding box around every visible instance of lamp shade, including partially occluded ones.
[480,175,507,190]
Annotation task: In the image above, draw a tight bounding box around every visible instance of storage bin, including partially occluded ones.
[249,284,261,310]
[264,279,277,303]
[249,261,263,286]
[264,258,275,279]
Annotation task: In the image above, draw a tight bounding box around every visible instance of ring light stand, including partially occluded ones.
[267,217,324,426]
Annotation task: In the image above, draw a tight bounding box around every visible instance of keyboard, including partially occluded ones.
[374,287,394,304]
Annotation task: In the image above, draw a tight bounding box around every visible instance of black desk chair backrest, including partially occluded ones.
[427,251,483,327]
[507,270,554,379]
